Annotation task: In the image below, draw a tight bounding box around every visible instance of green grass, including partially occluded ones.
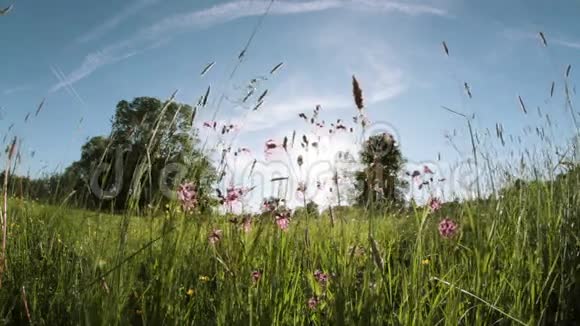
[0,169,578,325]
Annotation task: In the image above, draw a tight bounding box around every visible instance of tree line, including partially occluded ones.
[4,96,409,214]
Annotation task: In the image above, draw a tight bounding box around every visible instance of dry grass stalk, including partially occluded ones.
[0,137,17,287]
[21,286,32,323]
[352,75,364,110]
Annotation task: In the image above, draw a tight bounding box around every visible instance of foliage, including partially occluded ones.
[5,97,215,213]
[293,200,320,218]
[354,133,407,208]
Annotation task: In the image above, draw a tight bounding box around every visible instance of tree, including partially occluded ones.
[305,200,319,216]
[293,200,320,219]
[354,133,407,208]
[65,97,215,212]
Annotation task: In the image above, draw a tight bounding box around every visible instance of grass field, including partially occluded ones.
[4,1,580,324]
[1,165,579,325]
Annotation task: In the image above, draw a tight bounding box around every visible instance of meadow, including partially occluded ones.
[1,5,579,324]
[0,162,579,325]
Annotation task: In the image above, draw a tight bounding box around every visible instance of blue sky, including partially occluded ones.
[1,0,579,207]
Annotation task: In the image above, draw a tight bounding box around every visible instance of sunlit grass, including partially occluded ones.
[1,165,578,325]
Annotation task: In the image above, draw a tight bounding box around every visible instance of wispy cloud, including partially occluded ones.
[553,38,580,50]
[51,0,446,93]
[2,85,30,96]
[76,0,160,44]
[355,0,448,16]
[141,0,447,38]
[49,50,139,93]
[504,28,580,51]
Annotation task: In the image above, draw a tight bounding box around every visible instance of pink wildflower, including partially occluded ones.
[221,186,255,210]
[262,197,281,213]
[208,229,222,244]
[308,296,319,310]
[251,270,262,283]
[275,211,290,231]
[428,197,442,212]
[225,187,243,203]
[423,165,434,174]
[203,121,217,129]
[264,139,279,157]
[313,269,329,285]
[438,218,458,238]
[177,182,197,211]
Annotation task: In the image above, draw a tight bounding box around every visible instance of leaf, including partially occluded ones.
[169,89,179,101]
[258,89,268,103]
[202,86,211,106]
[538,32,547,47]
[442,41,449,56]
[464,82,472,99]
[517,95,527,114]
[252,101,264,111]
[0,4,13,15]
[35,98,46,116]
[243,89,254,102]
[190,106,197,126]
[200,62,215,76]
[238,49,246,60]
[270,62,284,74]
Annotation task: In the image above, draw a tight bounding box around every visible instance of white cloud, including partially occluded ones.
[353,48,407,105]
[140,0,446,43]
[503,28,580,51]
[2,85,30,96]
[553,38,580,50]
[142,0,341,37]
[355,0,448,16]
[76,0,160,44]
[52,0,446,92]
[49,49,139,93]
